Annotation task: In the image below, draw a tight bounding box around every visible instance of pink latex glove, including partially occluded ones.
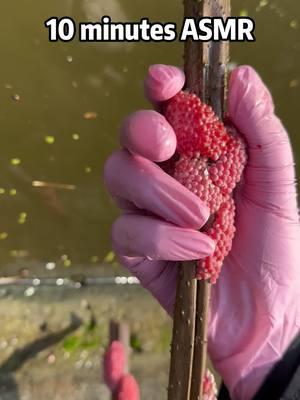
[104,64,300,400]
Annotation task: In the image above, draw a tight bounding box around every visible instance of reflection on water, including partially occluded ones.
[0,0,299,275]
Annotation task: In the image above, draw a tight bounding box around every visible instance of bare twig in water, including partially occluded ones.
[32,180,76,190]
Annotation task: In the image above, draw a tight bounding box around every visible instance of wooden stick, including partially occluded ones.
[109,320,130,346]
[190,281,211,399]
[190,0,230,395]
[168,262,197,399]
[109,319,130,372]
[168,1,230,399]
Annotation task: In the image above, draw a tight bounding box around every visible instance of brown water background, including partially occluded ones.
[0,0,299,275]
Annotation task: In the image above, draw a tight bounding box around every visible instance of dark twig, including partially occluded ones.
[168,1,231,399]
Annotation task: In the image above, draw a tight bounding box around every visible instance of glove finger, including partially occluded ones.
[112,214,215,261]
[144,64,185,104]
[120,110,177,162]
[104,150,210,229]
[116,256,177,315]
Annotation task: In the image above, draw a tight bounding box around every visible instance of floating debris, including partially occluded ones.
[9,188,17,196]
[256,0,269,12]
[12,94,20,101]
[290,20,298,29]
[4,83,13,90]
[32,180,76,190]
[289,79,299,88]
[56,278,64,286]
[259,0,268,7]
[64,259,72,268]
[0,232,8,240]
[83,111,98,120]
[72,133,80,140]
[103,65,124,84]
[86,74,103,88]
[104,251,115,263]
[67,55,73,63]
[0,188,5,195]
[10,249,29,258]
[85,166,92,173]
[61,254,72,267]
[239,9,248,17]
[72,81,79,88]
[90,256,99,263]
[18,212,27,225]
[45,135,55,144]
[11,158,21,166]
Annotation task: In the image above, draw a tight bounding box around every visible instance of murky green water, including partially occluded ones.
[0,0,299,275]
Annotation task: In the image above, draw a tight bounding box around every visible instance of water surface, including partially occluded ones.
[0,0,299,276]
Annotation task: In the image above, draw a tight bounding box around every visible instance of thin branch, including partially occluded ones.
[168,1,231,399]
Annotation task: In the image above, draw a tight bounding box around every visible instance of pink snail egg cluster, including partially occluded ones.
[103,341,127,391]
[115,374,140,400]
[163,91,247,283]
[103,341,140,400]
[203,369,218,400]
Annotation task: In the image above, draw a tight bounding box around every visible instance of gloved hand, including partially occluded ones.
[104,64,300,400]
